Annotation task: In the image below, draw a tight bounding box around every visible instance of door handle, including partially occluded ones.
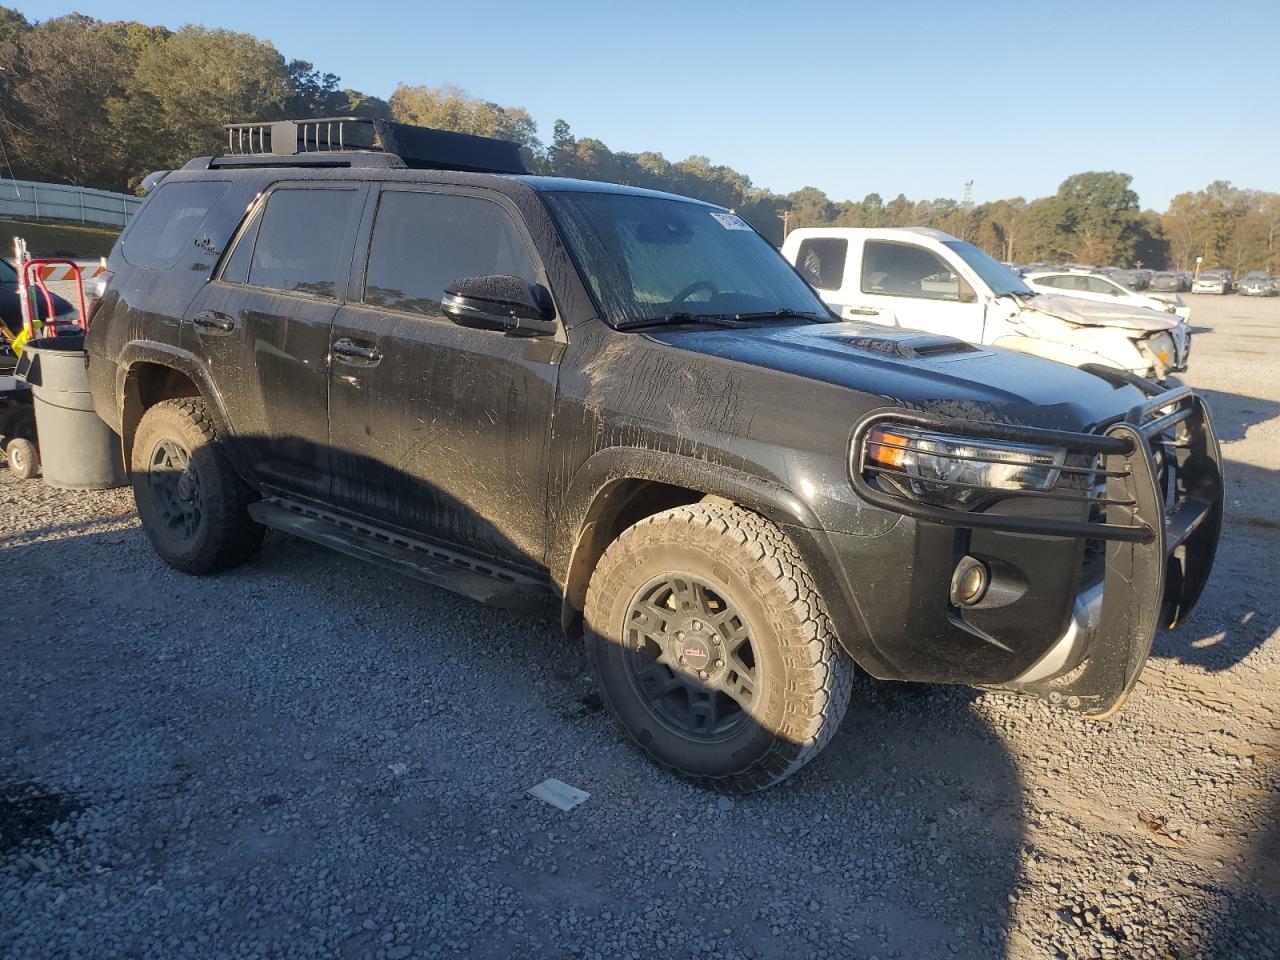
[332,337,382,365]
[192,310,236,333]
[845,306,880,317]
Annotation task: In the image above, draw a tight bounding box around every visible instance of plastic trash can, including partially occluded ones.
[14,334,126,489]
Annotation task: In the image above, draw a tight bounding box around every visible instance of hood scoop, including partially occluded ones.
[842,333,980,361]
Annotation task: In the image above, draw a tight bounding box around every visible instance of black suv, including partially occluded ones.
[86,118,1224,791]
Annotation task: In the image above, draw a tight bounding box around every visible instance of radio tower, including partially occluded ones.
[962,180,974,209]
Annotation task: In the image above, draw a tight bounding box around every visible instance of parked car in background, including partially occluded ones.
[1025,269,1191,321]
[783,227,1190,380]
[1239,271,1276,296]
[1192,271,1230,295]
[1111,269,1148,291]
[1147,271,1179,293]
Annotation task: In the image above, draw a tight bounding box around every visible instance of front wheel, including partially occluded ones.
[584,502,853,792]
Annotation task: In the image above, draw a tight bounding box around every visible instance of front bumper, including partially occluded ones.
[840,383,1223,717]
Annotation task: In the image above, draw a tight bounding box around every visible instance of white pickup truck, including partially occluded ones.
[782,227,1189,380]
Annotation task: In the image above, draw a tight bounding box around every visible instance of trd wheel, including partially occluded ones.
[130,397,264,574]
[6,437,39,480]
[585,502,853,792]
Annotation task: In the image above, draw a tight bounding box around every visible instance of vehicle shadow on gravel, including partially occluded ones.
[1151,459,1277,673]
[207,530,1029,960]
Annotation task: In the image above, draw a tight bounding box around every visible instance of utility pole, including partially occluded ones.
[777,208,792,241]
[962,180,974,209]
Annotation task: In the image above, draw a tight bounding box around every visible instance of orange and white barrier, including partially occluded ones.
[33,261,106,282]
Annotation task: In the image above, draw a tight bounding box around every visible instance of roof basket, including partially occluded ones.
[221,117,528,175]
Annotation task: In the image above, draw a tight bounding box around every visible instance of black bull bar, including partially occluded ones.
[852,384,1224,718]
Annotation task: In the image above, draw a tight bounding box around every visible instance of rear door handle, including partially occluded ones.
[192,310,236,333]
[332,337,382,366]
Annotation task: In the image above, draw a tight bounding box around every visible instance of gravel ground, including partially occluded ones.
[2,293,1277,960]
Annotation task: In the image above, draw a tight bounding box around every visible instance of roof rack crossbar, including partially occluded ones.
[220,117,527,174]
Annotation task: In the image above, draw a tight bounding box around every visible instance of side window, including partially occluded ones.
[219,208,260,285]
[793,238,848,291]
[1086,276,1118,295]
[1039,275,1063,289]
[244,188,361,299]
[861,241,963,301]
[363,190,539,317]
[121,180,230,270]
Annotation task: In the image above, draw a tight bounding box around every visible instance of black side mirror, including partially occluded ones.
[442,275,556,336]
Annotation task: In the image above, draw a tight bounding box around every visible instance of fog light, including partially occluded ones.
[951,557,989,607]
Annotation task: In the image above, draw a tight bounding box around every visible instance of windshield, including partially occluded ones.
[942,240,1031,297]
[0,258,16,283]
[544,191,828,326]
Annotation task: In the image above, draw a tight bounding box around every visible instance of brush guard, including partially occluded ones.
[852,384,1224,717]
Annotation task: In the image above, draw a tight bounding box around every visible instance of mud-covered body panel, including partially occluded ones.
[85,163,1216,697]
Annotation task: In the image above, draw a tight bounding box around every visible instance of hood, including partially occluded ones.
[1021,293,1181,332]
[646,322,1147,432]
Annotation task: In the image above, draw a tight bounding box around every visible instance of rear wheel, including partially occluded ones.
[130,397,264,573]
[584,502,853,792]
[6,437,38,480]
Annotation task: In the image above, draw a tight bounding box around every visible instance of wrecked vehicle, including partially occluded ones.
[783,227,1190,381]
[85,118,1223,791]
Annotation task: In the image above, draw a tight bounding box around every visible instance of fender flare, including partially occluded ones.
[555,444,822,620]
[115,341,251,480]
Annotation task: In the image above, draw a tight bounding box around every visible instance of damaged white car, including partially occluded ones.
[782,226,1190,380]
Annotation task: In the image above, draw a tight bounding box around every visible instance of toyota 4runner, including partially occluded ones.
[85,118,1224,791]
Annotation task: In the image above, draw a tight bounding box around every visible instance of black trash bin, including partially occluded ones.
[14,334,126,489]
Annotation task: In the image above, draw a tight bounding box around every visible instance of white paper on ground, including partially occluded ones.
[526,778,589,811]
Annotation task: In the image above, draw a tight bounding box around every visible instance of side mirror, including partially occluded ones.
[957,277,978,304]
[442,275,556,336]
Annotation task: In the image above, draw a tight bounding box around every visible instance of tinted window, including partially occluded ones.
[862,241,965,301]
[364,191,538,316]
[1085,276,1119,295]
[219,208,260,285]
[121,180,230,269]
[1038,275,1064,288]
[793,238,848,290]
[246,188,360,298]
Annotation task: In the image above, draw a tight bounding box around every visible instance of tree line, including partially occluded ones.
[1,10,1276,272]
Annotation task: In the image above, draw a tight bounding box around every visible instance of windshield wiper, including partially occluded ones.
[616,309,828,331]
[728,309,830,323]
[615,312,742,331]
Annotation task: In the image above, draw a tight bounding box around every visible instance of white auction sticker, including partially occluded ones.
[710,212,752,230]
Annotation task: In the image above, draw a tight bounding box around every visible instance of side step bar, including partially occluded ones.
[248,496,552,610]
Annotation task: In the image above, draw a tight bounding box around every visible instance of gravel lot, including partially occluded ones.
[2,294,1277,960]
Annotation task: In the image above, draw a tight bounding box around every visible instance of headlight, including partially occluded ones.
[863,426,1067,508]
[1164,303,1177,313]
[1145,332,1175,366]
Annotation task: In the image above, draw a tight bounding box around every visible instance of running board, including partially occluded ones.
[247,497,551,609]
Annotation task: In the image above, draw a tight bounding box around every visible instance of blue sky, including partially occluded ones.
[19,0,1280,209]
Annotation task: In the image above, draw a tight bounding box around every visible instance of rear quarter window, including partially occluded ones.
[120,180,231,270]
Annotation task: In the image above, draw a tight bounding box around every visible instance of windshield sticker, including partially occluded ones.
[711,212,752,231]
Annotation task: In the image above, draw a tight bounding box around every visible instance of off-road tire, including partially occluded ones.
[131,397,264,574]
[584,502,854,792]
[6,437,39,480]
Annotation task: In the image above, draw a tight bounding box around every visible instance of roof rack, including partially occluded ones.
[219,117,528,175]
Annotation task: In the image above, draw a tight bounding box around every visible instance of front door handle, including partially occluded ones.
[332,337,382,366]
[844,306,881,317]
[192,310,236,333]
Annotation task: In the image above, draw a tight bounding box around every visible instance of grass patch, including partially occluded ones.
[0,218,120,260]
